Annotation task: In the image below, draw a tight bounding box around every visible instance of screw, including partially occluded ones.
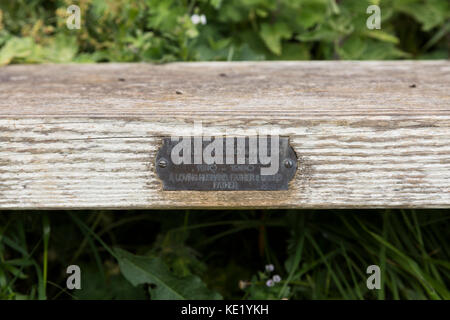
[284,159,293,168]
[158,159,168,168]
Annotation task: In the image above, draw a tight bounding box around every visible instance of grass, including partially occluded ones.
[0,209,448,300]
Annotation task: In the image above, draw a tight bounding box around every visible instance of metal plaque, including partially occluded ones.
[155,136,297,191]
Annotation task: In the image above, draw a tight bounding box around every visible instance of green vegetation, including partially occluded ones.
[0,210,448,300]
[0,0,448,65]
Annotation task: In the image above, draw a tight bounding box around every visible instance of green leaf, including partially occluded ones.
[296,1,328,29]
[42,34,78,63]
[362,30,399,44]
[296,16,354,42]
[115,248,222,300]
[394,0,450,31]
[210,0,223,10]
[275,43,310,60]
[73,265,146,300]
[259,22,292,56]
[0,37,39,65]
[360,41,409,60]
[336,36,367,59]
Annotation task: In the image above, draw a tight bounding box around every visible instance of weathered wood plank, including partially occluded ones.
[0,61,449,209]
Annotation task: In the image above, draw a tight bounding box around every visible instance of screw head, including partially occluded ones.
[158,159,168,168]
[284,159,293,168]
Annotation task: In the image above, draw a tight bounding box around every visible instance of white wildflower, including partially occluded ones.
[265,264,274,273]
[191,14,207,25]
[266,279,274,287]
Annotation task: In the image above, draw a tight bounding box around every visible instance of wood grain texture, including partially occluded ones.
[0,61,449,209]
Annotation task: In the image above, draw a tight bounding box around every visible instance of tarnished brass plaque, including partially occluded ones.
[156,137,297,191]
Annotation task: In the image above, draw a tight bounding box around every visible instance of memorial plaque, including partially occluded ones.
[155,137,297,191]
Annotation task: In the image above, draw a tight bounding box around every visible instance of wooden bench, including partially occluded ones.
[0,61,449,209]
